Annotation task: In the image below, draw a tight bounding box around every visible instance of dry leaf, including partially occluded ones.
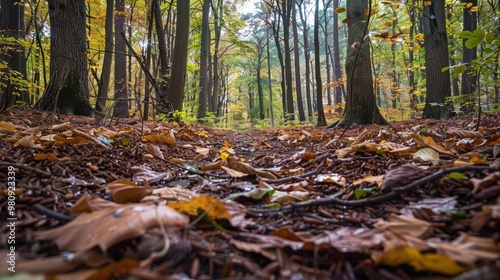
[34,204,189,254]
[381,164,422,190]
[106,178,152,203]
[169,195,232,220]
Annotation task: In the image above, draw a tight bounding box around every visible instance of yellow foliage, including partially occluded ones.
[169,195,232,220]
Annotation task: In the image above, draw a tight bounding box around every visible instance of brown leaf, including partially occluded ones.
[228,159,277,179]
[381,164,422,190]
[106,178,153,203]
[71,193,119,213]
[446,128,483,139]
[34,204,189,254]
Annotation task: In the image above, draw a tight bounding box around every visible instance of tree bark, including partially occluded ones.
[154,0,170,96]
[314,0,326,126]
[0,0,29,111]
[337,0,387,127]
[114,0,129,117]
[282,0,294,121]
[198,0,210,121]
[332,0,344,108]
[95,0,114,112]
[36,0,93,116]
[298,0,313,118]
[422,0,451,118]
[168,0,190,112]
[292,2,305,122]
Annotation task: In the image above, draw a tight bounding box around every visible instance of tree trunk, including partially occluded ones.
[168,0,190,112]
[211,0,223,114]
[282,0,294,121]
[114,0,129,118]
[257,43,265,120]
[36,0,93,116]
[154,0,170,96]
[314,0,326,126]
[292,2,305,122]
[338,0,387,127]
[270,4,286,120]
[422,0,451,118]
[1,0,29,111]
[298,0,313,118]
[266,23,275,127]
[461,0,477,96]
[198,0,210,121]
[332,0,344,108]
[96,0,113,112]
[323,0,332,106]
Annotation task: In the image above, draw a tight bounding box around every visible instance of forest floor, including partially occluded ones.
[1,109,500,280]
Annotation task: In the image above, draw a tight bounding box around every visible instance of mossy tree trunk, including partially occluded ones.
[36,0,93,116]
[337,0,388,127]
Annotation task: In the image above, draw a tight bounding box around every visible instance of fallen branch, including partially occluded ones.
[250,165,500,214]
[0,162,52,177]
[32,203,74,222]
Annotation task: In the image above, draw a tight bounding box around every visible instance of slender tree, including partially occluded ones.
[332,0,344,107]
[282,0,294,121]
[0,0,29,111]
[154,0,170,96]
[168,0,190,111]
[461,0,477,95]
[297,0,313,118]
[198,0,210,121]
[266,16,275,127]
[36,0,93,115]
[114,0,129,117]
[314,0,327,126]
[95,0,114,112]
[292,1,306,122]
[422,0,451,118]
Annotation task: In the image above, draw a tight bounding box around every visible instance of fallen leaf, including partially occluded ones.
[413,148,440,165]
[34,204,189,254]
[106,178,153,203]
[381,164,422,190]
[169,195,232,220]
[375,246,467,276]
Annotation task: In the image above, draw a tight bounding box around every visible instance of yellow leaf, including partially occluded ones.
[142,134,176,145]
[0,121,16,133]
[375,246,420,267]
[465,2,473,8]
[169,195,232,220]
[376,246,466,276]
[33,153,68,162]
[219,151,231,160]
[51,122,71,131]
[260,140,272,149]
[470,5,479,12]
[335,7,346,13]
[424,1,432,6]
[412,253,467,275]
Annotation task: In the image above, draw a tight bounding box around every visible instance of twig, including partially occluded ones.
[32,203,74,222]
[0,162,52,177]
[249,165,500,214]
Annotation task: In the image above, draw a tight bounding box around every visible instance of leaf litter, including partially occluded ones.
[1,110,500,279]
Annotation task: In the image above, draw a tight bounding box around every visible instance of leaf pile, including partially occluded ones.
[1,110,500,279]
